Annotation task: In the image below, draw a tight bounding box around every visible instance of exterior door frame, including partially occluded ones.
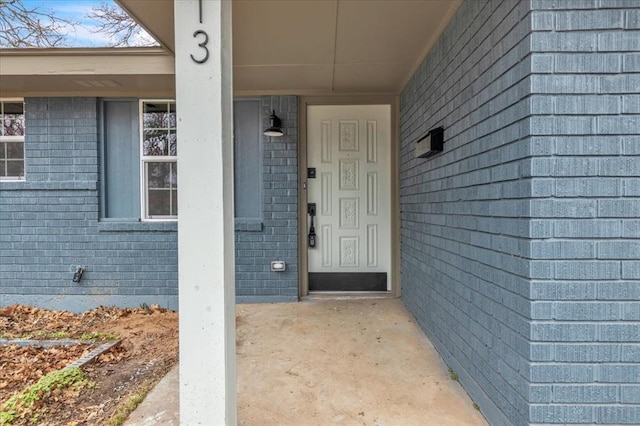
[298,96,401,298]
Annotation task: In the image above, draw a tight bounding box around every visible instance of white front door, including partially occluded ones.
[306,105,391,291]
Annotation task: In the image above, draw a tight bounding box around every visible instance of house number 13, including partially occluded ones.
[190,0,209,64]
[190,30,209,64]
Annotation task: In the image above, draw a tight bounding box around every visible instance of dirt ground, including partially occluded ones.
[0,304,178,425]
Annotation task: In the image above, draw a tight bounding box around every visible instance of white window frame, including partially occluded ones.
[0,98,25,181]
[139,99,178,221]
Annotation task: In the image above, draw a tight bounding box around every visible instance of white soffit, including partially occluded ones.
[333,0,460,91]
[118,0,462,95]
[0,49,175,97]
[0,0,462,96]
[0,49,173,75]
[233,1,337,66]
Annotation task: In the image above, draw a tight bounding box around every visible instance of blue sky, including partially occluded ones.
[23,0,154,47]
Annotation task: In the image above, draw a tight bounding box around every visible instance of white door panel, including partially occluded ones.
[307,105,391,290]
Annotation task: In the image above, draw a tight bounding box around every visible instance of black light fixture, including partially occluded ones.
[264,110,284,137]
[72,266,85,283]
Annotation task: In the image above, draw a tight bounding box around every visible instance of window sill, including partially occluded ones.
[98,219,177,233]
[0,181,97,190]
[235,219,263,232]
[99,219,262,233]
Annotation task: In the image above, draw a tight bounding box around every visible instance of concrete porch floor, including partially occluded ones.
[125,298,488,425]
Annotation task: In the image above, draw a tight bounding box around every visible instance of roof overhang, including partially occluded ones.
[0,48,174,97]
[0,0,462,97]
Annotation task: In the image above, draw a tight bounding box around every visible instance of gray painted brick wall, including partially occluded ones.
[401,0,640,424]
[527,0,640,424]
[1,96,298,311]
[235,96,298,303]
[0,97,179,311]
[400,1,534,423]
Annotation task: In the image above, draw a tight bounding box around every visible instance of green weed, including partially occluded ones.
[19,331,71,340]
[0,367,91,425]
[79,332,120,341]
[447,367,459,381]
[107,389,149,426]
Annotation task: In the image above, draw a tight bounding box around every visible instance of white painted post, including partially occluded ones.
[174,0,236,424]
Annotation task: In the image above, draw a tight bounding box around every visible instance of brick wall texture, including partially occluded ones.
[0,96,298,311]
[400,0,640,425]
[235,96,298,303]
[0,97,179,311]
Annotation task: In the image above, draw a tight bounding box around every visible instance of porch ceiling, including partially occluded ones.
[124,0,461,95]
[0,0,461,97]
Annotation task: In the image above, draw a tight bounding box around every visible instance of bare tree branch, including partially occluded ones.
[88,1,157,47]
[0,0,74,47]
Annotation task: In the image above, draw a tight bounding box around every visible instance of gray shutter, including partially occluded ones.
[233,100,262,219]
[102,100,140,219]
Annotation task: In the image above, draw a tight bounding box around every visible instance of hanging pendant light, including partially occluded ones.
[264,110,284,137]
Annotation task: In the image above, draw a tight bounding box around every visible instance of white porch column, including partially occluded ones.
[174,0,236,424]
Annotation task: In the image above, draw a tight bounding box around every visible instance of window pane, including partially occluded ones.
[164,104,176,128]
[142,102,176,156]
[170,163,177,188]
[143,102,175,130]
[172,189,178,215]
[143,111,165,129]
[2,102,25,137]
[6,142,23,159]
[169,131,177,156]
[143,130,169,156]
[6,160,24,177]
[143,102,166,114]
[3,115,25,136]
[4,102,24,114]
[147,162,171,188]
[148,190,170,216]
[0,141,25,178]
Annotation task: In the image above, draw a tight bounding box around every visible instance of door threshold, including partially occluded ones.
[304,291,395,301]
